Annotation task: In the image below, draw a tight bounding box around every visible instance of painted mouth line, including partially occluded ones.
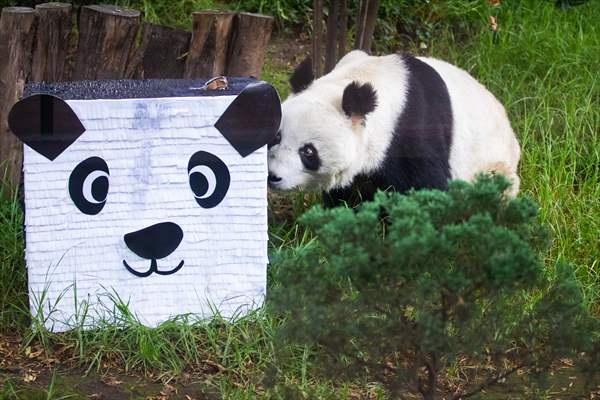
[123,259,185,278]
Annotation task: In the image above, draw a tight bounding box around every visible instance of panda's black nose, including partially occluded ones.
[124,222,183,260]
[268,174,282,183]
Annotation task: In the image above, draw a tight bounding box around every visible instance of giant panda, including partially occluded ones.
[267,50,521,207]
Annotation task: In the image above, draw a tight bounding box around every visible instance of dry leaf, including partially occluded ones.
[160,383,177,396]
[103,376,123,386]
[488,16,498,32]
[27,349,43,359]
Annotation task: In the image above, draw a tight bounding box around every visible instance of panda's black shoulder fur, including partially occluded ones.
[325,53,453,208]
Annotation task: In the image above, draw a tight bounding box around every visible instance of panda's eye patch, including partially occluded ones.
[268,130,282,149]
[69,157,110,215]
[299,143,320,171]
[188,151,230,208]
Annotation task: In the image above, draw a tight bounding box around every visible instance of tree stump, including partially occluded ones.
[31,2,72,82]
[73,5,140,80]
[354,0,368,50]
[184,12,234,79]
[226,13,273,78]
[0,7,36,193]
[361,0,380,53]
[313,0,323,77]
[353,0,380,53]
[129,22,191,79]
[324,0,340,73]
[337,0,348,61]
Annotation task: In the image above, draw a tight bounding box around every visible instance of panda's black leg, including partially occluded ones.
[322,186,359,209]
[323,183,375,209]
[322,189,346,209]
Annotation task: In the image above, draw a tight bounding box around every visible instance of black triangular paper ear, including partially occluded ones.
[215,82,281,157]
[8,94,86,161]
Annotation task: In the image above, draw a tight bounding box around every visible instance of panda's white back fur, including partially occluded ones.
[418,56,520,193]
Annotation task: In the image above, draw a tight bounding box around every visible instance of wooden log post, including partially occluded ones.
[312,0,323,77]
[324,0,340,73]
[361,0,380,53]
[353,0,368,50]
[73,5,140,80]
[337,0,348,61]
[0,7,36,193]
[128,23,191,79]
[353,0,380,53]
[226,13,274,78]
[184,12,234,79]
[31,2,72,83]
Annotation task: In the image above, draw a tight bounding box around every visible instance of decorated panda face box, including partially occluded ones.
[8,81,280,331]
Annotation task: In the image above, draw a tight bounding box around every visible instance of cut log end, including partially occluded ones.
[83,4,140,18]
[35,3,72,10]
[236,12,273,20]
[1,6,35,15]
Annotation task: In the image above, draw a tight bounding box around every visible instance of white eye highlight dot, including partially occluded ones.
[189,165,217,199]
[82,170,109,204]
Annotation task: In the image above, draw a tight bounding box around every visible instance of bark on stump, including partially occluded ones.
[226,13,273,78]
[312,0,323,77]
[337,0,348,61]
[324,0,340,73]
[353,0,379,53]
[0,7,36,193]
[184,12,234,79]
[130,22,191,79]
[31,2,72,83]
[73,5,140,80]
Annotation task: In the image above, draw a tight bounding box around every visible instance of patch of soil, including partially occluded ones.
[266,33,312,72]
[0,333,218,399]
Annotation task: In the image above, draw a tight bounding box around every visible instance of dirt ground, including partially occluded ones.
[3,330,600,398]
[0,333,221,399]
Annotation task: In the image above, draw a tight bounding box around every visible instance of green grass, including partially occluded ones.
[1,0,599,398]
[424,0,600,306]
[113,0,217,29]
[0,184,27,329]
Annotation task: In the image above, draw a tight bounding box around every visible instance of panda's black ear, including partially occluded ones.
[289,57,314,94]
[342,81,378,120]
[8,94,85,161]
[215,82,282,157]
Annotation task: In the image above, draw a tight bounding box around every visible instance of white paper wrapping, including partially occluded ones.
[23,96,268,332]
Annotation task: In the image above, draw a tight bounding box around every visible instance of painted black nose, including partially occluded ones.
[124,222,183,260]
[268,174,282,183]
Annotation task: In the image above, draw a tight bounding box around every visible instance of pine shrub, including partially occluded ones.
[269,175,599,398]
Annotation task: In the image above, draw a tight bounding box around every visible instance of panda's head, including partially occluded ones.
[267,57,378,191]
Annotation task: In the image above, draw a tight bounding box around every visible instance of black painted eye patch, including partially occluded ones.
[187,151,230,208]
[69,156,110,215]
